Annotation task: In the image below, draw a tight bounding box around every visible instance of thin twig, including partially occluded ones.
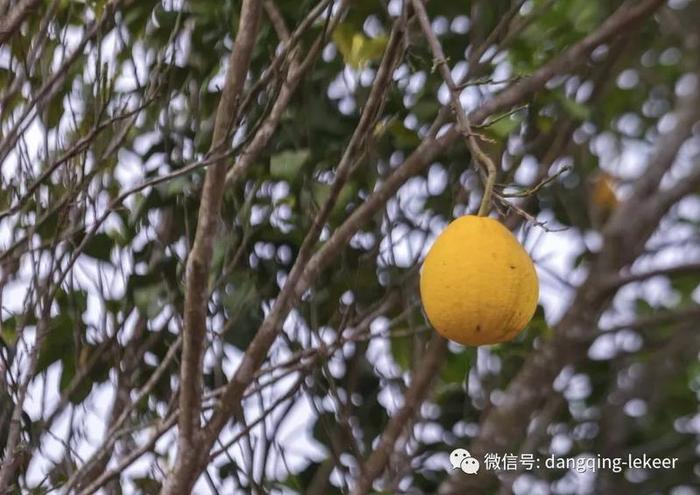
[351,333,448,495]
[164,1,264,493]
[410,0,497,216]
[495,165,572,198]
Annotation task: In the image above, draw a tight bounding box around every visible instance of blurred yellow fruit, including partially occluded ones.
[589,172,619,228]
[591,172,619,211]
[419,216,539,346]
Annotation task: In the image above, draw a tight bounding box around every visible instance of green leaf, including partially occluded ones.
[221,271,263,350]
[59,355,91,404]
[311,182,331,207]
[332,23,355,63]
[387,121,421,148]
[36,209,60,240]
[484,112,524,139]
[162,176,189,197]
[556,93,591,120]
[309,181,358,218]
[390,333,412,371]
[134,284,163,319]
[635,298,655,315]
[669,272,699,302]
[441,347,474,384]
[1,316,17,345]
[36,314,75,374]
[218,461,238,480]
[82,232,114,262]
[131,477,161,494]
[45,97,64,129]
[270,149,310,181]
[412,100,439,121]
[332,23,387,69]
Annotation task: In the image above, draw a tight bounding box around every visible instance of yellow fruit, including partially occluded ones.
[590,172,619,211]
[589,172,619,228]
[419,216,539,346]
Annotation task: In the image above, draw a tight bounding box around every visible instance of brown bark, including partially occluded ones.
[162,1,264,493]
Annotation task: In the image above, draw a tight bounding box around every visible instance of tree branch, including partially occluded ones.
[438,65,699,495]
[410,0,497,216]
[0,0,41,45]
[602,261,700,290]
[468,0,666,125]
[164,1,263,493]
[63,336,183,493]
[603,304,700,334]
[202,6,406,469]
[224,0,337,187]
[295,0,668,293]
[350,333,448,495]
[0,0,134,165]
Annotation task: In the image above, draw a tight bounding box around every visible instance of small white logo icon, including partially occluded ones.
[449,448,480,475]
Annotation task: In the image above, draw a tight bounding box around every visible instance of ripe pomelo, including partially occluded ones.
[419,215,539,346]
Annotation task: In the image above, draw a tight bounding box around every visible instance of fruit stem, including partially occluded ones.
[410,0,497,217]
[477,161,496,216]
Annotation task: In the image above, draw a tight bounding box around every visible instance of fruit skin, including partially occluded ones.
[589,172,619,228]
[590,172,619,211]
[419,216,539,346]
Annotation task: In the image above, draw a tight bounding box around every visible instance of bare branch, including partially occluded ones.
[0,0,41,45]
[224,0,339,188]
[63,336,182,493]
[438,58,698,495]
[298,0,666,299]
[0,0,134,165]
[164,1,264,493]
[201,9,407,470]
[76,413,179,495]
[603,304,700,334]
[468,0,666,126]
[602,262,700,290]
[350,333,448,495]
[410,0,497,216]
